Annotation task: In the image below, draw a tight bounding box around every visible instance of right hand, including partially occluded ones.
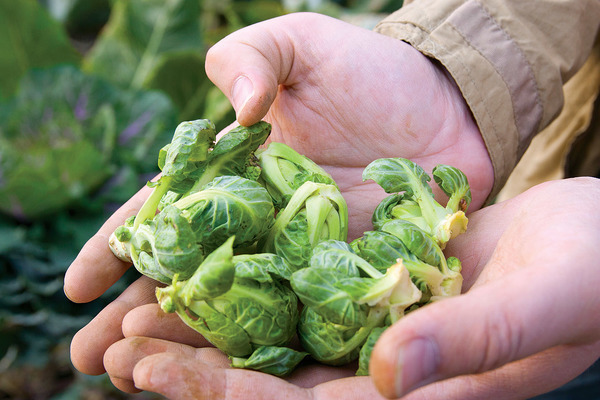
[99,178,600,400]
[65,11,494,388]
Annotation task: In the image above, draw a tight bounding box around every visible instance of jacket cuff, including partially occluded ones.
[374,1,545,200]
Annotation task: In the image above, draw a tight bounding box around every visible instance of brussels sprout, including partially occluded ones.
[297,306,387,366]
[135,119,217,228]
[291,240,420,366]
[259,181,348,270]
[129,205,205,282]
[363,158,471,248]
[157,239,300,363]
[108,119,272,282]
[157,236,236,311]
[257,141,337,208]
[352,230,462,300]
[169,175,275,252]
[113,175,275,283]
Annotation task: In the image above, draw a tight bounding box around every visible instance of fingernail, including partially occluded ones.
[232,75,254,113]
[395,337,439,396]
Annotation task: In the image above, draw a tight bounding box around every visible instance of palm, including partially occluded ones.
[217,13,493,238]
[103,179,600,400]
[369,177,600,399]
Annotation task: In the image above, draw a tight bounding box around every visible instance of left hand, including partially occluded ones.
[98,177,600,399]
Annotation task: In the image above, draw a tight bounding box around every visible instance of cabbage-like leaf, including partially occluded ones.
[204,272,299,351]
[310,239,381,278]
[128,205,204,283]
[356,326,387,376]
[0,0,80,99]
[297,306,387,366]
[291,266,369,327]
[83,0,204,89]
[178,300,253,357]
[362,158,432,197]
[157,238,299,358]
[432,164,472,212]
[380,219,443,267]
[259,181,348,270]
[233,253,295,282]
[257,142,337,208]
[363,158,470,247]
[160,120,216,177]
[190,121,271,188]
[230,346,308,377]
[353,231,461,299]
[0,65,177,220]
[351,231,412,274]
[172,175,275,251]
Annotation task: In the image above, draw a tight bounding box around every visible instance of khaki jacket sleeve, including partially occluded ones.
[374,0,600,198]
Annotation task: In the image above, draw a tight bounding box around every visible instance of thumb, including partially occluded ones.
[369,266,599,399]
[205,15,297,127]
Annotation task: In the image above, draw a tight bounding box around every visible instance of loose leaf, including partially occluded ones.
[231,346,308,377]
[356,326,387,376]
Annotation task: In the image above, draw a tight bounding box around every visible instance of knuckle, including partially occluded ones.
[475,307,524,373]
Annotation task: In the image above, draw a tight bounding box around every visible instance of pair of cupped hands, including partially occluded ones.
[64,13,600,400]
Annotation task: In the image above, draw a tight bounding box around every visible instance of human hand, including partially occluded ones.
[87,178,600,399]
[65,11,494,388]
[370,177,600,399]
[205,12,494,239]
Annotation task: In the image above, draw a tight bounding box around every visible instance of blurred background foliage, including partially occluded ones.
[0,0,402,398]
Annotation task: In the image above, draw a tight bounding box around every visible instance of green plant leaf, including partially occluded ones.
[0,0,80,99]
[39,0,111,36]
[230,346,308,377]
[0,65,177,220]
[144,51,214,121]
[83,0,204,91]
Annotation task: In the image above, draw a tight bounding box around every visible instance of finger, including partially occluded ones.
[133,352,309,400]
[108,334,355,390]
[104,336,230,392]
[133,353,388,400]
[403,342,600,400]
[369,261,600,399]
[64,182,153,303]
[122,303,212,348]
[205,17,289,126]
[286,363,357,389]
[311,376,386,400]
[443,199,522,289]
[108,376,141,394]
[205,14,304,127]
[206,13,345,126]
[70,276,158,375]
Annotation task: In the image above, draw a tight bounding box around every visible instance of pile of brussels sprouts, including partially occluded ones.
[109,119,471,377]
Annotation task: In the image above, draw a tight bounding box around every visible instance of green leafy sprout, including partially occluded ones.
[363,157,471,248]
[107,121,470,377]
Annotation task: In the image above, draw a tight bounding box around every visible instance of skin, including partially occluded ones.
[63,12,600,400]
[76,177,600,399]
